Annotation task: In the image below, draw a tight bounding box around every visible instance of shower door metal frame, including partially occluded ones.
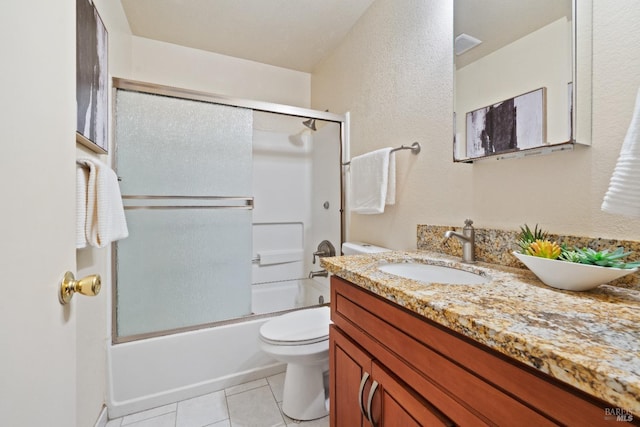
[111,77,349,344]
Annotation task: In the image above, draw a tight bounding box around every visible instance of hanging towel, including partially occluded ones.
[349,147,396,214]
[77,158,129,248]
[76,164,89,249]
[602,88,640,217]
[386,151,396,205]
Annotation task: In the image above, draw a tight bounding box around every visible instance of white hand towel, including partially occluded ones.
[602,88,640,217]
[76,165,89,249]
[349,148,395,214]
[386,151,396,205]
[78,158,129,248]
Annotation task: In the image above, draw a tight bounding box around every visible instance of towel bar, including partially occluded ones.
[342,142,420,166]
[121,195,254,210]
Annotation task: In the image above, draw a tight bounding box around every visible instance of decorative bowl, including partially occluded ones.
[512,251,638,291]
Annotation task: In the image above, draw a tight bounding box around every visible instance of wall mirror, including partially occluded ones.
[453,0,592,162]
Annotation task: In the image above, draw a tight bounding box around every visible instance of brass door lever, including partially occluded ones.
[59,272,101,305]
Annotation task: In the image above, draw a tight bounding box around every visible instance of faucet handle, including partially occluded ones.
[464,219,474,227]
[312,240,336,264]
[312,250,325,264]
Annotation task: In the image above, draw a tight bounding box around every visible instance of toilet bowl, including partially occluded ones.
[259,306,331,421]
[259,243,390,420]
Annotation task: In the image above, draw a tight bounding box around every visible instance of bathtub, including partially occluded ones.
[107,278,329,418]
[252,278,328,314]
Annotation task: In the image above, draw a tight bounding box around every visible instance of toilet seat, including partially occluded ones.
[259,306,330,346]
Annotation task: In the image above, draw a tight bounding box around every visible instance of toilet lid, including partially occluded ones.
[259,306,330,345]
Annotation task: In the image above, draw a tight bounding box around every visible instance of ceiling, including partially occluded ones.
[120,0,375,73]
[120,0,571,74]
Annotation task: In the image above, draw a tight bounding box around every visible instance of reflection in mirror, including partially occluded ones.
[453,0,591,162]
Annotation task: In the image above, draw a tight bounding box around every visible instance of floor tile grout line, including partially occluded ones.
[173,402,178,427]
[223,385,232,427]
[266,375,289,426]
[110,373,328,427]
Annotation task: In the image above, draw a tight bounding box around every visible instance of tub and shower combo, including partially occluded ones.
[107,79,347,417]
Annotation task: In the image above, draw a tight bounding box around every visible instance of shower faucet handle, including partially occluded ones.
[312,240,336,264]
[312,251,325,264]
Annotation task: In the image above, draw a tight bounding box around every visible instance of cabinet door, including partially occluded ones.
[330,325,373,427]
[371,362,454,427]
[331,326,454,427]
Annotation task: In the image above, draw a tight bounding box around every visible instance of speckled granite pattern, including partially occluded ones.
[321,251,640,415]
[417,224,640,290]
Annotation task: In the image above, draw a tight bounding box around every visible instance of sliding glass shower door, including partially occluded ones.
[114,89,253,340]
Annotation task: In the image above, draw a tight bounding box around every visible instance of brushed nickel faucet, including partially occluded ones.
[444,219,476,263]
[309,269,328,278]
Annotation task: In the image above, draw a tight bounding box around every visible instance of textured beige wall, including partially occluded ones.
[129,36,311,108]
[312,0,640,250]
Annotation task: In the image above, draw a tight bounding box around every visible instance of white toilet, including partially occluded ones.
[258,242,390,420]
[259,306,331,420]
[341,241,391,256]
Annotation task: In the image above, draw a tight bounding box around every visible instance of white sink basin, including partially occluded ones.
[378,263,490,285]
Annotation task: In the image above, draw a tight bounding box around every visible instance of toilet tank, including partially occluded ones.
[342,242,391,255]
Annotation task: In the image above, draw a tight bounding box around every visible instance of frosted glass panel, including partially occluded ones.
[114,88,253,339]
[115,90,252,196]
[117,208,252,337]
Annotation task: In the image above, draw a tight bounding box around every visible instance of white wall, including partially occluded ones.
[252,118,312,284]
[128,36,311,108]
[250,113,341,290]
[309,121,343,289]
[312,0,640,250]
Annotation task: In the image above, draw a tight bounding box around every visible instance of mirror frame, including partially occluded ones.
[573,0,593,146]
[453,0,592,163]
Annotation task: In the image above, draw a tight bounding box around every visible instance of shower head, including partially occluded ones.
[302,118,317,131]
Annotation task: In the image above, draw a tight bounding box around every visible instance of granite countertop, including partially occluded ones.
[321,250,640,415]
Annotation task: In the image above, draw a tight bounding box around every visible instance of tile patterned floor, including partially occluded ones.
[105,372,329,427]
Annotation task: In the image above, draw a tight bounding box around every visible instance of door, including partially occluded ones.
[0,1,78,426]
[330,325,373,427]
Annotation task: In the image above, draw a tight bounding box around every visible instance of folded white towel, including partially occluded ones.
[76,165,89,249]
[602,88,640,217]
[77,158,129,248]
[349,148,396,214]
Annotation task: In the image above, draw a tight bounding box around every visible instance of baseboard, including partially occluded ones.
[94,406,108,427]
[107,362,285,419]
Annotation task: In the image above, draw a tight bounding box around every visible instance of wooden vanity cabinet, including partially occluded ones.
[331,326,453,426]
[329,276,631,427]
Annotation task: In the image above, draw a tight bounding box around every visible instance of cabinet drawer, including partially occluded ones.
[331,276,621,426]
